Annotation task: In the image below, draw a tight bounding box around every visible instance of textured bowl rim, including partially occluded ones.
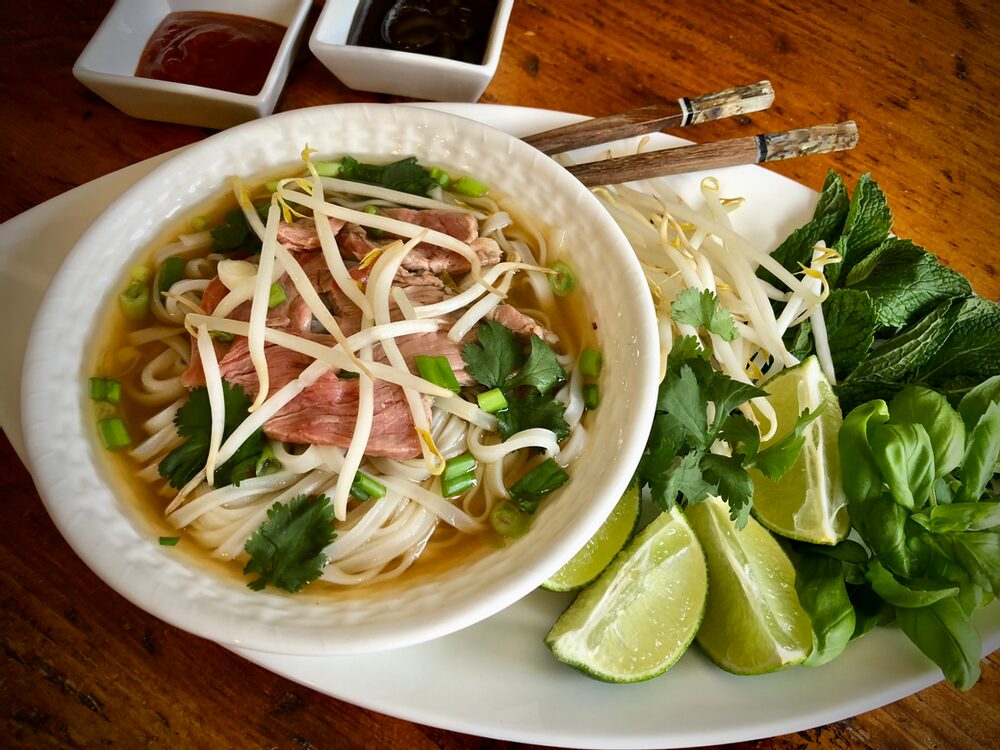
[21,103,659,655]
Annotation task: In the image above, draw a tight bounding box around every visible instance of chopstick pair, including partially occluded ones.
[523,81,858,187]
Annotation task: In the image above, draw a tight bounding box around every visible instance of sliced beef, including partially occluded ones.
[484,304,547,339]
[276,216,346,252]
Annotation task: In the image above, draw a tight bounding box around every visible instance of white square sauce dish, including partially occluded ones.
[310,0,513,102]
[73,0,312,129]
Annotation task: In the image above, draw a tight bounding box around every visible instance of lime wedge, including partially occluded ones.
[751,355,849,545]
[542,481,642,592]
[545,508,708,683]
[688,497,812,674]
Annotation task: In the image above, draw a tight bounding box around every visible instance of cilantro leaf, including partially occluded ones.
[702,453,754,527]
[656,364,710,447]
[210,210,262,254]
[243,494,335,592]
[508,334,566,394]
[158,382,269,489]
[719,411,761,459]
[337,156,438,196]
[462,320,524,389]
[496,393,570,441]
[671,288,739,341]
[749,406,825,479]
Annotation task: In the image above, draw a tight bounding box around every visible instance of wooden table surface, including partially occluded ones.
[2,1,998,748]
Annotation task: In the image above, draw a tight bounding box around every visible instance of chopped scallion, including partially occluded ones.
[350,472,386,501]
[158,256,186,295]
[210,330,234,343]
[508,458,570,513]
[337,370,361,380]
[443,452,477,482]
[190,216,208,231]
[490,500,531,538]
[229,456,257,485]
[429,167,451,187]
[441,471,477,498]
[414,355,461,394]
[255,441,282,477]
[477,387,508,413]
[548,261,576,296]
[583,383,600,410]
[89,377,122,404]
[119,280,150,321]
[130,266,152,283]
[579,347,603,378]
[159,536,180,546]
[450,175,489,197]
[97,417,132,450]
[268,282,287,308]
[363,205,385,237]
[314,161,341,177]
[264,180,280,193]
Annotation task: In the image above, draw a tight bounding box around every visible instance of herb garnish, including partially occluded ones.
[243,494,336,592]
[462,320,569,440]
[158,381,275,489]
[336,156,439,196]
[638,292,821,528]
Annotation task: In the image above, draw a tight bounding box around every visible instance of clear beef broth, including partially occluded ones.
[348,0,499,64]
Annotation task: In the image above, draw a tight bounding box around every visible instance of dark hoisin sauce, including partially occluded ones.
[348,0,498,65]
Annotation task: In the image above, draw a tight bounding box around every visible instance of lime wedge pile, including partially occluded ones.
[544,508,707,683]
[687,497,813,674]
[751,356,849,545]
[542,481,641,592]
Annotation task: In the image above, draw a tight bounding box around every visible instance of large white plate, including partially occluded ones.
[1,104,997,748]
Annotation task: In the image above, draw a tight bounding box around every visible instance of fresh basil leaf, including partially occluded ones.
[957,375,1000,433]
[848,582,895,640]
[864,560,959,607]
[838,400,890,504]
[868,422,935,511]
[844,238,971,329]
[956,401,1000,504]
[950,532,1000,594]
[889,386,965,478]
[795,553,856,666]
[853,492,915,578]
[793,538,870,565]
[896,598,982,691]
[912,503,1000,534]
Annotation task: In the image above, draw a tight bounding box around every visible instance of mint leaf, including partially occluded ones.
[670,288,738,341]
[813,169,851,219]
[826,174,893,286]
[461,320,524,389]
[508,334,566,394]
[913,296,1000,392]
[823,289,877,378]
[496,393,570,441]
[243,494,335,592]
[845,238,972,328]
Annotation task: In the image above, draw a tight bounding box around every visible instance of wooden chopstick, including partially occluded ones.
[523,81,775,155]
[565,122,859,187]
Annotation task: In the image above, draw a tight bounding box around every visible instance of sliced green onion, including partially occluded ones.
[264,180,280,193]
[255,441,282,477]
[158,256,186,295]
[119,280,150,321]
[450,175,489,197]
[490,500,531,538]
[429,167,451,187]
[363,205,385,237]
[159,536,180,546]
[190,215,208,231]
[210,330,234,343]
[350,472,387,501]
[268,282,287,308]
[337,370,361,380]
[130,265,152,283]
[441,471,477,498]
[413,355,461,394]
[89,377,122,404]
[508,458,570,513]
[229,456,257,485]
[97,417,132,450]
[443,452,477,482]
[477,387,508,413]
[314,161,341,177]
[579,347,603,378]
[548,261,576,296]
[583,383,600,410]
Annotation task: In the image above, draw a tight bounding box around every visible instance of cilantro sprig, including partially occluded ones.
[638,293,819,528]
[243,494,335,592]
[462,321,569,440]
[158,381,276,489]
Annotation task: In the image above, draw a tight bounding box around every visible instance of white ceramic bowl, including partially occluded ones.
[22,104,658,655]
[310,1,513,102]
[72,0,311,129]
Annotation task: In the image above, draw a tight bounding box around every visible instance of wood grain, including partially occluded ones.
[1,1,999,748]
